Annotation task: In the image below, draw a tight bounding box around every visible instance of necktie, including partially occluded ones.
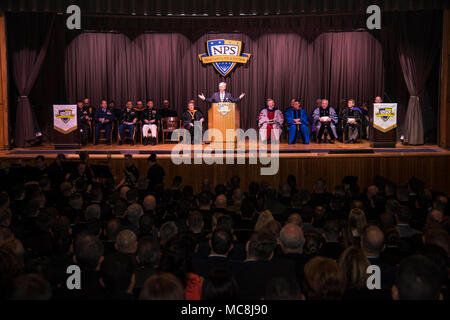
[220,92,224,102]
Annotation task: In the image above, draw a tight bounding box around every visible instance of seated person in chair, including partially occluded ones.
[119,101,138,145]
[182,101,204,144]
[142,100,158,146]
[340,99,362,144]
[285,99,310,144]
[157,99,178,119]
[258,98,284,143]
[77,99,92,146]
[94,99,114,145]
[313,99,338,144]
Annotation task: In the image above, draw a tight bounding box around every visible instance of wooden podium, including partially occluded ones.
[208,103,240,142]
[370,103,398,148]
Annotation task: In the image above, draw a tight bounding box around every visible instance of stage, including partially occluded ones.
[1,142,449,195]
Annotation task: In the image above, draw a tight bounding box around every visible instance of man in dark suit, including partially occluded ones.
[198,82,245,103]
[94,99,114,145]
[192,227,236,278]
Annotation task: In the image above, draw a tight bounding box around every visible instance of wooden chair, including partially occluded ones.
[118,123,137,144]
[341,121,363,143]
[161,117,182,143]
[93,120,114,145]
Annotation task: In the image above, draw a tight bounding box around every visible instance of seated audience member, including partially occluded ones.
[254,210,275,232]
[118,101,138,145]
[58,233,105,300]
[340,99,362,143]
[10,273,52,300]
[139,272,185,300]
[234,230,291,300]
[345,208,367,247]
[182,102,204,144]
[395,205,422,238]
[100,252,135,299]
[392,255,443,300]
[285,99,310,144]
[159,234,202,300]
[135,237,160,292]
[201,268,239,300]
[159,221,178,247]
[312,99,338,144]
[320,220,345,260]
[258,98,284,142]
[193,227,234,277]
[303,256,346,300]
[142,100,158,146]
[276,224,308,286]
[115,229,138,256]
[103,218,121,255]
[361,225,396,290]
[94,99,114,145]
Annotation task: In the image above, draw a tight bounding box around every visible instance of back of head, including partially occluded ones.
[313,206,327,228]
[126,188,139,203]
[348,208,367,236]
[247,230,277,261]
[159,221,178,244]
[101,253,135,293]
[324,220,340,242]
[11,274,51,300]
[394,255,441,300]
[116,229,138,254]
[140,272,184,300]
[287,213,303,228]
[215,194,228,209]
[126,203,144,226]
[211,227,233,255]
[143,195,156,211]
[106,218,122,241]
[279,224,305,252]
[338,247,370,290]
[202,268,238,300]
[254,210,274,231]
[137,236,160,267]
[265,276,303,300]
[85,204,101,221]
[187,211,204,232]
[304,256,345,300]
[361,225,385,256]
[73,233,104,271]
[423,228,449,256]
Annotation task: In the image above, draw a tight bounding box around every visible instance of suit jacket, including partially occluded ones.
[205,91,241,103]
[192,256,237,278]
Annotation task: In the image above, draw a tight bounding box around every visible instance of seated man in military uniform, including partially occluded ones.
[94,99,114,145]
[118,100,138,146]
[142,100,158,146]
[77,99,92,146]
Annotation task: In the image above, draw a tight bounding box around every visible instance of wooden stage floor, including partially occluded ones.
[1,141,448,160]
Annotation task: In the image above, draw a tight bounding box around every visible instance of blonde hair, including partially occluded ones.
[254,210,274,232]
[348,208,367,237]
[338,246,370,290]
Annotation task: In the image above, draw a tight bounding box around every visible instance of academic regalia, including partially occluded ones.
[182,108,204,143]
[312,106,338,141]
[258,107,284,141]
[285,107,310,144]
[340,107,362,142]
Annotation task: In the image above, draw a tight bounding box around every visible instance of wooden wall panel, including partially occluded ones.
[440,10,450,149]
[0,12,8,150]
[1,155,449,195]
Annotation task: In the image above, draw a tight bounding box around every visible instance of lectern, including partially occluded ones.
[370,103,397,148]
[53,105,80,149]
[208,103,240,142]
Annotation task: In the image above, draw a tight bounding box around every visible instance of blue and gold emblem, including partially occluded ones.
[199,39,251,77]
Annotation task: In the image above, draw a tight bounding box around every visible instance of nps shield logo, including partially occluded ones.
[217,104,232,116]
[56,110,75,124]
[199,39,251,77]
[376,108,395,122]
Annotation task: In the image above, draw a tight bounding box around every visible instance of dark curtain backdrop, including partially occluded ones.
[65,31,383,130]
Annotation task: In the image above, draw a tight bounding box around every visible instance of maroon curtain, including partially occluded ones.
[396,12,442,145]
[65,31,384,130]
[9,14,55,147]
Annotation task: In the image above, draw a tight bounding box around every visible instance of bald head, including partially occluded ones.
[115,229,137,254]
[232,189,244,203]
[280,224,305,253]
[143,195,156,211]
[362,225,385,256]
[215,194,227,209]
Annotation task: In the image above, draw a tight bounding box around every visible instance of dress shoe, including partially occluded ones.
[118,140,122,145]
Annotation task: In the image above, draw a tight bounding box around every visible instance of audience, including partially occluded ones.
[0,158,448,301]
